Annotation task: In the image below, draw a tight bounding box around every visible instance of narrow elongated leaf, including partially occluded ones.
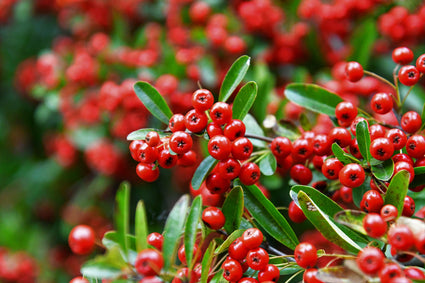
[135,201,148,252]
[184,196,202,268]
[259,152,277,176]
[290,185,343,216]
[222,186,244,233]
[241,182,299,250]
[81,259,123,279]
[356,121,371,162]
[274,120,302,140]
[334,210,367,235]
[371,159,394,181]
[410,166,425,188]
[243,114,267,147]
[127,128,169,141]
[191,156,218,191]
[214,230,244,255]
[284,83,344,117]
[201,241,216,283]
[232,81,258,120]
[115,182,130,260]
[384,170,410,216]
[102,231,136,251]
[219,56,250,102]
[332,143,358,165]
[163,195,190,271]
[134,82,173,124]
[297,191,363,254]
[300,113,312,131]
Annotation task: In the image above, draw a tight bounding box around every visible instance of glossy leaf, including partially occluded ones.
[300,113,312,131]
[274,120,302,141]
[191,156,218,191]
[242,182,299,250]
[184,196,202,269]
[127,128,169,141]
[134,81,173,124]
[214,230,244,255]
[259,152,277,176]
[332,143,359,165]
[102,231,136,251]
[222,186,244,234]
[284,83,344,117]
[410,166,425,188]
[334,210,367,235]
[356,120,371,162]
[352,182,369,208]
[243,113,267,147]
[163,195,190,271]
[201,241,216,283]
[115,182,130,260]
[219,55,250,102]
[297,191,363,254]
[82,259,123,279]
[232,81,258,120]
[414,166,425,175]
[371,159,394,181]
[384,170,410,216]
[252,63,274,122]
[291,185,343,215]
[348,19,377,67]
[135,201,148,252]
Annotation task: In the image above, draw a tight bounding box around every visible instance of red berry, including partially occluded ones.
[322,158,344,180]
[246,247,269,270]
[169,131,193,155]
[345,61,364,82]
[146,131,160,147]
[135,249,164,276]
[416,54,425,73]
[340,186,353,203]
[242,228,263,249]
[136,163,160,182]
[177,150,197,167]
[292,138,314,161]
[238,278,259,283]
[224,119,246,141]
[415,231,425,254]
[380,204,398,222]
[222,259,243,282]
[379,262,403,283]
[147,232,163,251]
[392,153,413,166]
[288,200,306,223]
[169,114,186,132]
[392,47,414,65]
[202,207,225,230]
[388,225,414,251]
[401,111,422,134]
[129,140,144,161]
[398,65,420,86]
[206,122,223,138]
[228,237,249,261]
[328,127,352,148]
[370,137,394,161]
[206,172,230,194]
[350,139,362,159]
[360,190,384,213]
[363,213,387,238]
[406,134,425,158]
[70,277,89,283]
[185,109,208,133]
[369,124,387,140]
[351,117,369,136]
[402,195,415,217]
[217,158,241,180]
[405,267,425,280]
[232,137,253,160]
[370,93,393,115]
[335,101,357,123]
[210,102,232,126]
[138,142,159,164]
[386,129,407,151]
[158,149,178,168]
[303,268,324,283]
[294,242,317,269]
[68,225,96,255]
[192,89,214,111]
[270,137,292,158]
[257,264,280,282]
[356,246,385,275]
[239,162,260,185]
[313,134,331,156]
[208,135,231,160]
[339,163,365,188]
[178,244,198,265]
[189,1,211,24]
[393,161,414,183]
[290,164,312,185]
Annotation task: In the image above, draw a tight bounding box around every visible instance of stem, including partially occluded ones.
[284,269,304,283]
[364,70,396,90]
[393,65,402,108]
[244,133,274,143]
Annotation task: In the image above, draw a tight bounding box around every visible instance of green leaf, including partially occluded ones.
[300,113,312,131]
[184,196,202,268]
[348,19,377,67]
[421,104,425,131]
[352,182,369,208]
[274,120,302,141]
[134,81,173,124]
[356,120,371,162]
[284,83,344,117]
[243,113,267,147]
[384,170,410,216]
[222,186,244,234]
[415,166,425,175]
[201,241,216,283]
[135,201,148,252]
[259,152,277,176]
[332,143,359,165]
[219,55,250,102]
[410,166,425,188]
[371,159,394,181]
[334,210,367,235]
[115,182,130,260]
[252,63,274,122]
[214,230,244,255]
[81,259,123,279]
[163,195,190,271]
[102,231,136,251]
[191,156,218,191]
[241,182,299,250]
[296,191,363,254]
[127,128,169,141]
[232,81,258,120]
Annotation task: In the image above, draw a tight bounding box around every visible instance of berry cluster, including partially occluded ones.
[0,248,38,283]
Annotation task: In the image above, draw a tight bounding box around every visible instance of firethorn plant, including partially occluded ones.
[71,52,425,283]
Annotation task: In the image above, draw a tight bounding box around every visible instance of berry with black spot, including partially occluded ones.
[239,162,260,185]
[370,137,394,161]
[290,164,312,185]
[210,102,232,126]
[270,137,292,158]
[192,89,214,111]
[406,134,425,158]
[386,129,407,151]
[339,163,365,188]
[135,249,164,276]
[224,119,246,141]
[217,158,241,180]
[380,204,398,222]
[222,259,243,282]
[242,228,263,249]
[184,109,208,133]
[232,137,253,160]
[360,190,384,213]
[356,246,385,275]
[363,213,387,238]
[169,114,186,132]
[169,131,193,155]
[208,135,231,160]
[370,93,393,115]
[246,247,269,271]
[322,158,344,180]
[294,242,317,269]
[335,101,357,124]
[401,111,422,134]
[388,225,414,251]
[398,65,420,86]
[202,207,225,230]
